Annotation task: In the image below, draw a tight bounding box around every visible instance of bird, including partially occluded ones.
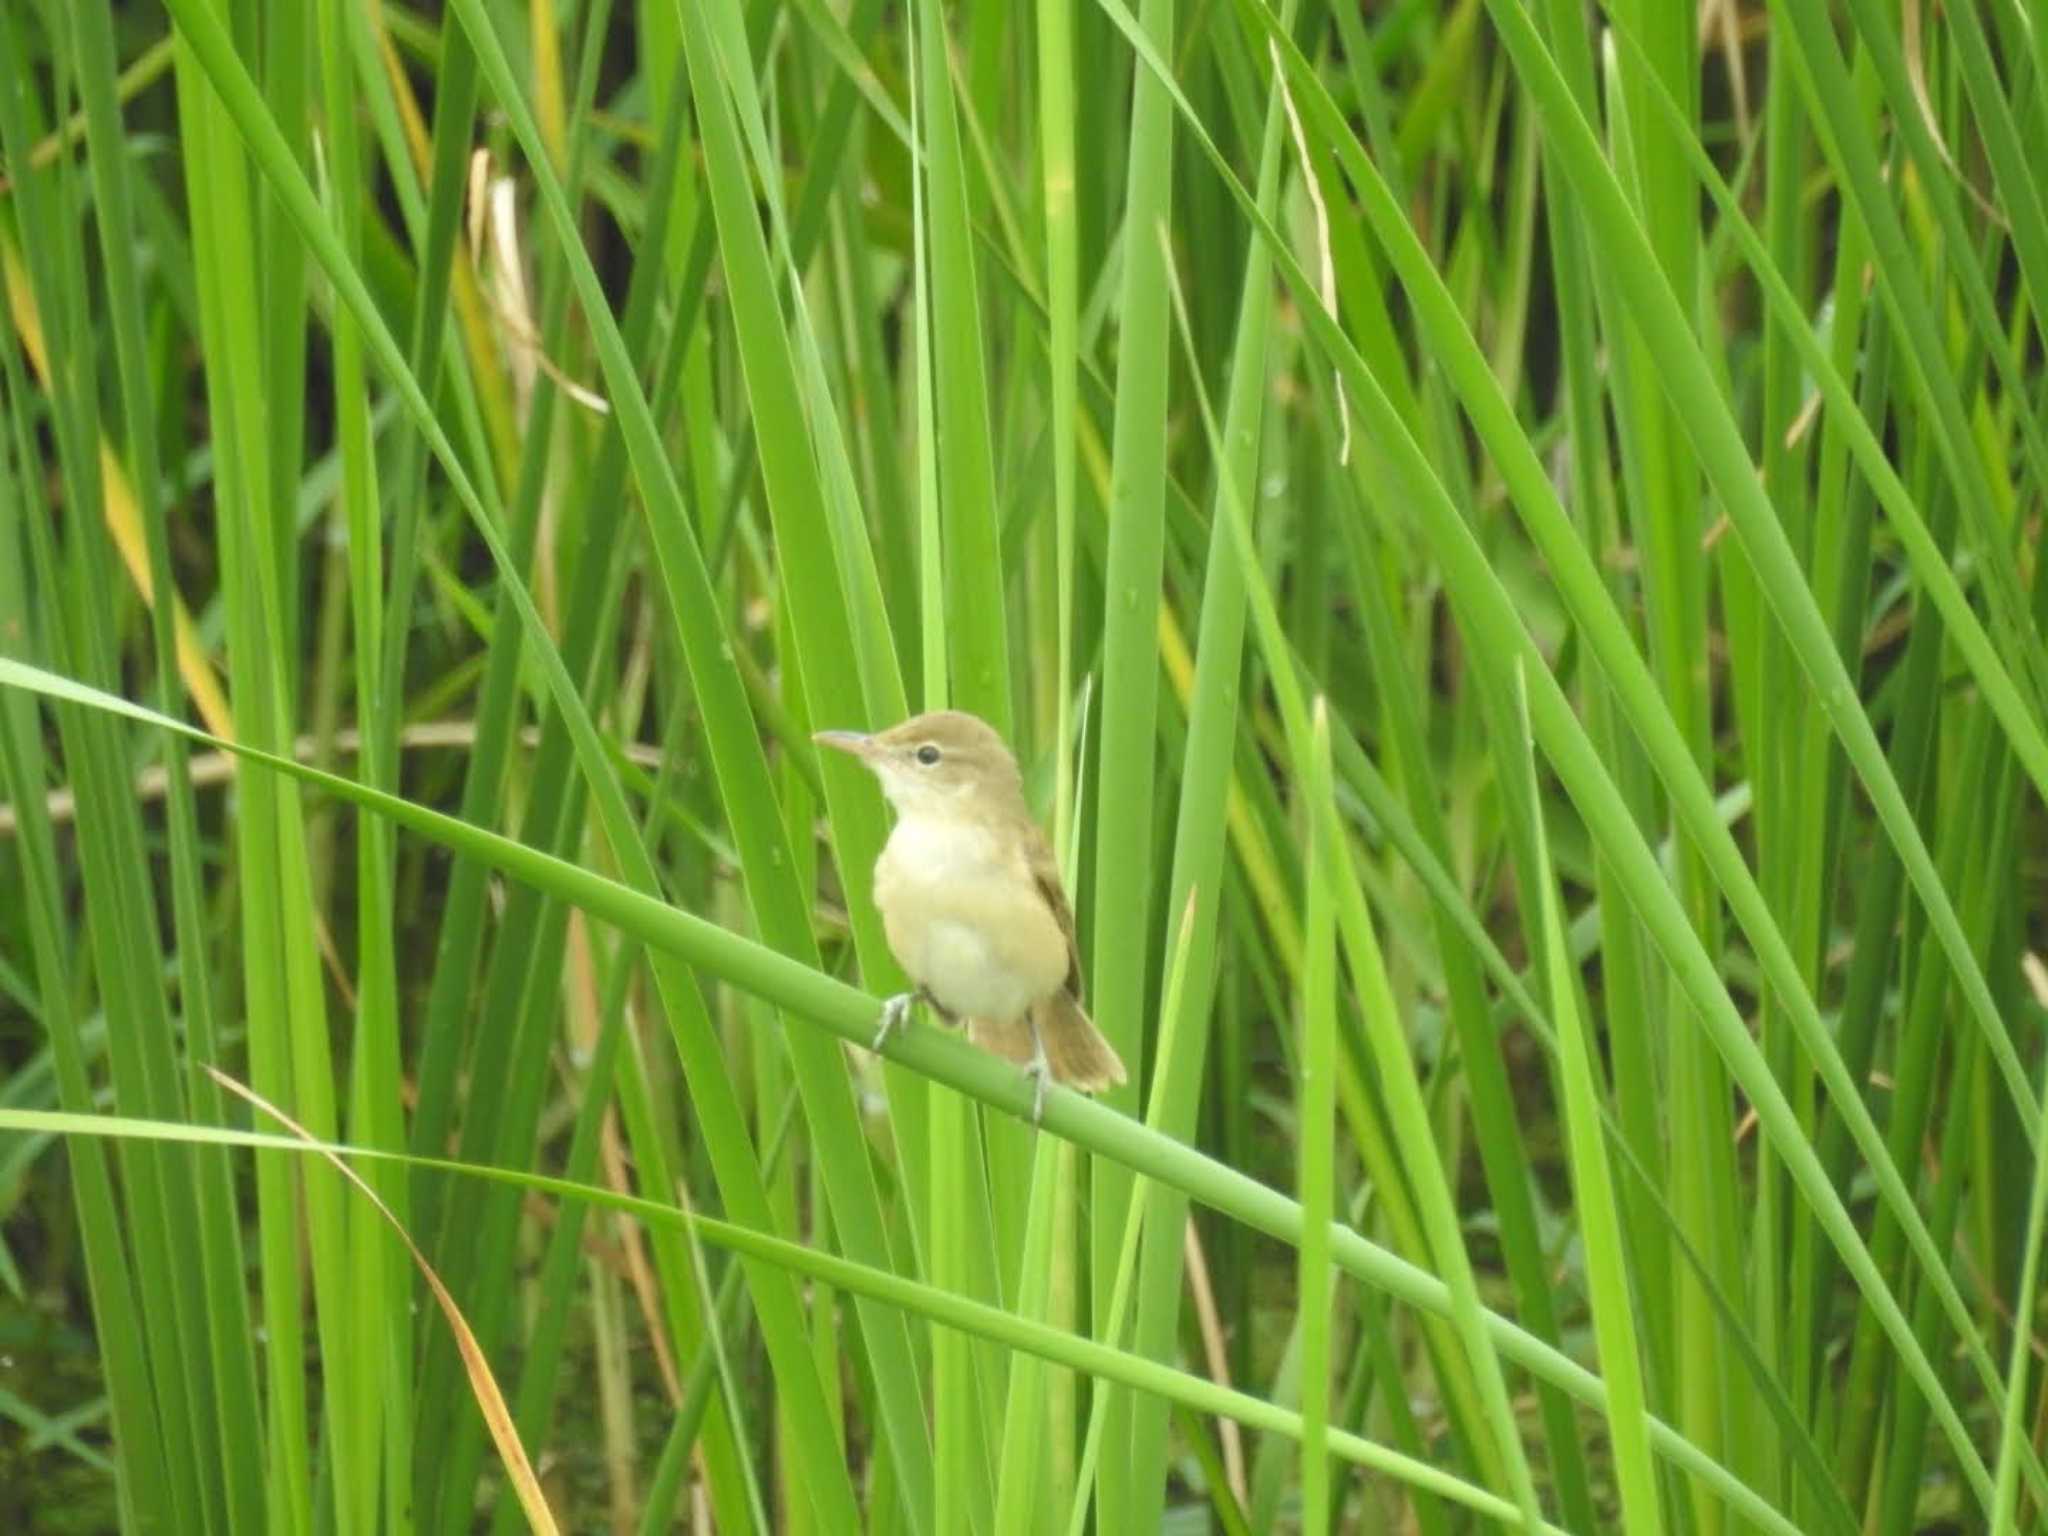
[814,710,1126,1122]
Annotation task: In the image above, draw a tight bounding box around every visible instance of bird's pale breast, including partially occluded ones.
[873,813,1068,1023]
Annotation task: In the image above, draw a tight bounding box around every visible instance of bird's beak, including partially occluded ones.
[813,729,876,759]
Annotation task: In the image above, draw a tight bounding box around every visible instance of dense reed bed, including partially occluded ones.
[3,1,2047,1530]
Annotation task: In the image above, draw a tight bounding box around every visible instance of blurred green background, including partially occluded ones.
[2,0,2047,1531]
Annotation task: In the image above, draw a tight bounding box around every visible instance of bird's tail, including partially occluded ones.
[1043,993,1127,1092]
[966,1014,1035,1065]
[970,994,1126,1094]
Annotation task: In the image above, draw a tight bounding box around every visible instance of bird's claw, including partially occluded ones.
[872,992,916,1055]
[1023,1056,1051,1126]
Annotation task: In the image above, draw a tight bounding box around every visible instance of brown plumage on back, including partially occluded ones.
[815,710,1127,1119]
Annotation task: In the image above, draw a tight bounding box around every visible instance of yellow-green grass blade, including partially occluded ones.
[170,23,356,1529]
[1511,666,1666,1536]
[401,13,681,1515]
[1122,1,1310,1513]
[1064,889,1202,1536]
[24,10,2042,1530]
[0,499,177,1531]
[1784,0,2048,695]
[1602,9,2048,883]
[1105,15,1998,1515]
[483,948,749,1536]
[1037,0,1082,858]
[674,11,960,1474]
[989,1132,1062,1536]
[1252,0,2035,1305]
[1521,0,1675,1414]
[5,1101,1583,1533]
[1127,6,2007,1503]
[155,4,870,1525]
[901,5,1002,1523]
[1,24,258,1534]
[0,653,1806,1535]
[315,0,411,1520]
[1833,706,2018,1501]
[1297,704,1337,1532]
[1595,12,1742,1514]
[1160,232,1547,1531]
[58,3,267,1530]
[1466,0,2040,1145]
[912,0,1010,736]
[1244,626,1851,1527]
[1990,1061,2048,1531]
[1086,1,1177,1525]
[1320,243,1604,1531]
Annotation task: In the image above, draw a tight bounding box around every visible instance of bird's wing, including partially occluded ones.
[1017,820,1085,1005]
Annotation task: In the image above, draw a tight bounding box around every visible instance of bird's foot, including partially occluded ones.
[872,991,917,1054]
[1022,1038,1053,1127]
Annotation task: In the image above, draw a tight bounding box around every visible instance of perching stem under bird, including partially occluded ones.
[815,710,1127,1122]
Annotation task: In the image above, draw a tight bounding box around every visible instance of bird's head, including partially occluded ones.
[814,709,1024,818]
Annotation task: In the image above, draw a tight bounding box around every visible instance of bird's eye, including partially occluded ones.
[915,744,942,766]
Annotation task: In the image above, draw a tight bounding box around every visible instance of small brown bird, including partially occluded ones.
[815,710,1126,1121]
